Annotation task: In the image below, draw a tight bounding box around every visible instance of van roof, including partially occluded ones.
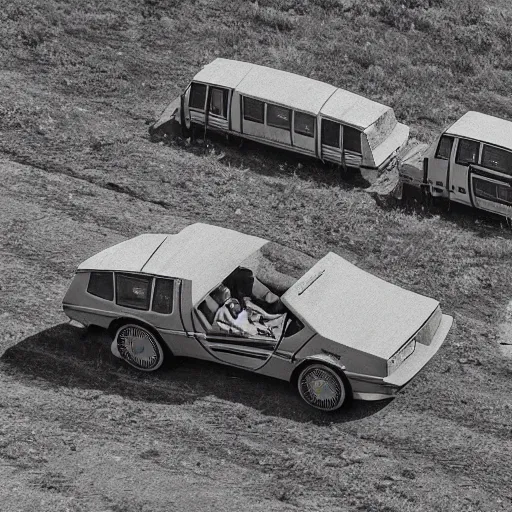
[320,88,391,131]
[445,111,512,149]
[193,58,255,90]
[193,58,393,129]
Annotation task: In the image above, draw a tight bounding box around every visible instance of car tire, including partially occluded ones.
[297,363,348,412]
[115,324,165,372]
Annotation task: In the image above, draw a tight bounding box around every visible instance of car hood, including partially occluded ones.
[281,252,439,359]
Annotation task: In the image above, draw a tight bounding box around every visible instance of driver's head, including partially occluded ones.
[211,284,231,305]
[225,267,254,300]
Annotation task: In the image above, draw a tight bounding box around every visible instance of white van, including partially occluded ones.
[152,58,409,172]
[399,111,512,218]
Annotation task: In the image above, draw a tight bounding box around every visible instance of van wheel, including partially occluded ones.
[297,363,347,411]
[115,324,164,372]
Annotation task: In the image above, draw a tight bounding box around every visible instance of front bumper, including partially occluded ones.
[349,314,453,400]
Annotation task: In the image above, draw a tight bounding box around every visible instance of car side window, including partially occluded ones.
[294,111,315,137]
[343,125,362,154]
[435,135,454,160]
[116,273,152,310]
[152,278,175,314]
[322,119,340,148]
[209,87,228,118]
[189,83,207,111]
[481,144,512,176]
[87,272,114,300]
[455,138,479,166]
[243,97,265,123]
[267,104,291,130]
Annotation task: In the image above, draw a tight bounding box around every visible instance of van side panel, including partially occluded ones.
[292,131,316,156]
[230,91,242,133]
[264,124,293,146]
[243,117,268,140]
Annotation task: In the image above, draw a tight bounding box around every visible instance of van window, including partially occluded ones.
[190,83,207,110]
[152,278,174,314]
[243,97,264,123]
[87,272,114,301]
[267,104,291,130]
[116,274,152,310]
[209,87,229,118]
[474,177,512,205]
[435,135,454,160]
[294,112,315,137]
[343,125,362,154]
[455,139,479,166]
[322,119,340,148]
[481,145,512,176]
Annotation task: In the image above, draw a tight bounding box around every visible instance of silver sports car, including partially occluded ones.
[62,223,453,411]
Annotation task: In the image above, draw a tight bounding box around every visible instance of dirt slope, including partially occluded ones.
[2,0,512,510]
[1,158,511,512]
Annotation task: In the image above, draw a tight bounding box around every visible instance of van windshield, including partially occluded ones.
[365,109,398,150]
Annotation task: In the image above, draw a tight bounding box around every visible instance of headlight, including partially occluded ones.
[387,338,416,375]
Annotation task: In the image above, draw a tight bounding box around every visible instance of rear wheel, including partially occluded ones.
[297,363,347,411]
[115,324,164,372]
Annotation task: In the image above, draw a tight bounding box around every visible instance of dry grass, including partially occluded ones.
[1,1,512,511]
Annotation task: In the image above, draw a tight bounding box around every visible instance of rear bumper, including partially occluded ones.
[349,314,453,401]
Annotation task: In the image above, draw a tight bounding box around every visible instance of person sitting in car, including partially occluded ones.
[211,284,285,339]
[223,267,287,314]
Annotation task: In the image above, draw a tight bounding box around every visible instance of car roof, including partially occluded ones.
[193,58,393,127]
[445,111,512,149]
[78,224,268,304]
[78,234,168,274]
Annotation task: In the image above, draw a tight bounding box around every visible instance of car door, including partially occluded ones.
[426,134,453,197]
[206,86,230,131]
[188,81,208,127]
[191,292,288,370]
[320,118,342,164]
[450,138,480,205]
[201,331,280,370]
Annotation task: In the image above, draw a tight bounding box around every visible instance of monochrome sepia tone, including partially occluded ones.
[1,1,512,512]
[63,223,452,411]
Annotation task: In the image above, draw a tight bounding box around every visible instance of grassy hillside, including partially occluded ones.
[1,1,512,511]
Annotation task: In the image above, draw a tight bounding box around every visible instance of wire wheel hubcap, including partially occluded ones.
[298,365,345,411]
[117,325,161,370]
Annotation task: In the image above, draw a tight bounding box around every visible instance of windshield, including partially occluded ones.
[239,242,320,295]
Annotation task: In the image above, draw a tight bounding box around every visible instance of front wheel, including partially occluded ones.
[297,364,348,411]
[115,324,164,372]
